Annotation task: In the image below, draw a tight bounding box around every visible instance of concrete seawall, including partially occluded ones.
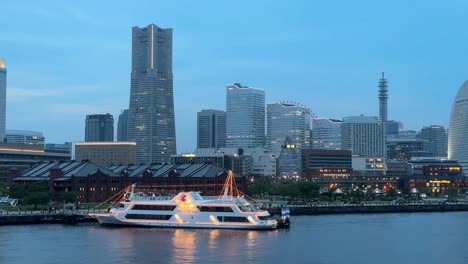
[0,213,96,225]
[267,204,468,215]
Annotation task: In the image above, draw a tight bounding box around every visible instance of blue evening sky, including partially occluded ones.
[1,0,467,152]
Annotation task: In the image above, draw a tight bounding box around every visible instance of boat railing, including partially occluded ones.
[131,195,173,201]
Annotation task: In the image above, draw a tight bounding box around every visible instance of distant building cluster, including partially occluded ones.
[3,22,468,201]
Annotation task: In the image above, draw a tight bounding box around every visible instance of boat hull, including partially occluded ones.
[90,213,277,230]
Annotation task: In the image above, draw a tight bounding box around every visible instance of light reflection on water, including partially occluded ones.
[0,213,467,264]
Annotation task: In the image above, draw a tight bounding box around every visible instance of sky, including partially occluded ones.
[1,0,468,153]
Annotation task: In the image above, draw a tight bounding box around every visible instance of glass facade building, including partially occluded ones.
[448,81,468,175]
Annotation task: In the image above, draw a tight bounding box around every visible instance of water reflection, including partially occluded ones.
[171,229,197,264]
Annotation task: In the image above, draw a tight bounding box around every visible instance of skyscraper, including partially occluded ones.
[117,109,129,141]
[85,114,114,142]
[420,125,448,158]
[197,109,226,149]
[311,118,342,150]
[341,115,386,157]
[267,102,310,155]
[378,72,388,122]
[448,81,468,175]
[0,58,6,142]
[226,83,265,149]
[127,24,176,164]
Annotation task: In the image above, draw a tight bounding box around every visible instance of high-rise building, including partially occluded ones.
[226,83,265,149]
[267,102,310,155]
[448,81,468,175]
[6,130,44,145]
[378,72,388,122]
[85,114,114,142]
[117,109,129,141]
[0,58,6,142]
[386,137,433,162]
[75,142,136,167]
[311,118,342,150]
[419,125,448,158]
[127,24,176,164]
[341,115,386,157]
[197,109,226,149]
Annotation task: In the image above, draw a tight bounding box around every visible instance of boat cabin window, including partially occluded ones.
[125,214,172,220]
[217,216,250,223]
[198,206,233,212]
[258,215,273,221]
[131,205,176,211]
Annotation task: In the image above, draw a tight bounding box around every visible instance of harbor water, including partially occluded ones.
[1,212,467,264]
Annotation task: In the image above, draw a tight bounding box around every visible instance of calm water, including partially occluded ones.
[1,212,467,264]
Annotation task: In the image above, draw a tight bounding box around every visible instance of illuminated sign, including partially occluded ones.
[429,180,450,184]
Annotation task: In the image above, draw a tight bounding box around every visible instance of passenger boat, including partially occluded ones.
[90,172,278,230]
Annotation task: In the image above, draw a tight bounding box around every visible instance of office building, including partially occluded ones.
[419,125,448,158]
[117,109,129,141]
[226,83,265,149]
[386,137,433,162]
[127,24,176,164]
[6,130,44,145]
[0,58,6,142]
[267,102,310,155]
[301,149,352,178]
[85,114,114,142]
[311,118,341,150]
[448,81,468,175]
[197,109,226,149]
[45,142,72,155]
[75,142,136,167]
[341,115,386,157]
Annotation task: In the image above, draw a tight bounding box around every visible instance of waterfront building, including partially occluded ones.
[301,149,352,178]
[341,115,386,157]
[386,137,433,162]
[117,109,129,141]
[385,159,411,178]
[385,120,401,135]
[197,109,226,149]
[75,141,136,167]
[0,58,6,142]
[10,161,245,202]
[311,118,341,150]
[127,24,176,164]
[408,157,462,177]
[85,114,114,142]
[226,83,265,149]
[399,175,467,194]
[267,102,310,155]
[5,130,44,145]
[378,72,388,122]
[0,143,70,180]
[45,142,72,155]
[419,125,448,158]
[448,81,468,175]
[352,156,385,176]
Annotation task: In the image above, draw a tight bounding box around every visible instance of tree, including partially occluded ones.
[28,181,49,192]
[8,184,27,199]
[57,192,78,204]
[299,181,319,199]
[446,186,459,201]
[26,192,51,209]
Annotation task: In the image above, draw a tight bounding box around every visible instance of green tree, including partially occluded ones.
[26,192,51,209]
[8,184,27,199]
[446,186,459,201]
[299,181,319,198]
[57,192,78,204]
[28,181,49,192]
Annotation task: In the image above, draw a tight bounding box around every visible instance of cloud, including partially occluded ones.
[7,87,54,102]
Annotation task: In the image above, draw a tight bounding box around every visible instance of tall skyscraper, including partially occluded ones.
[341,115,386,157]
[0,58,6,142]
[420,125,448,158]
[448,81,468,175]
[267,102,310,155]
[127,24,176,164]
[311,118,342,150]
[378,72,388,122]
[226,83,265,149]
[117,109,129,141]
[197,109,226,149]
[85,114,114,142]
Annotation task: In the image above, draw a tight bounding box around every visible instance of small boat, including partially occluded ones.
[276,207,291,229]
[90,171,278,230]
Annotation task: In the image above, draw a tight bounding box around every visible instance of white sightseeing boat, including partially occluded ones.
[90,174,278,230]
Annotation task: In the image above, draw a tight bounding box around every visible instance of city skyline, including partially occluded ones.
[1,1,466,152]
